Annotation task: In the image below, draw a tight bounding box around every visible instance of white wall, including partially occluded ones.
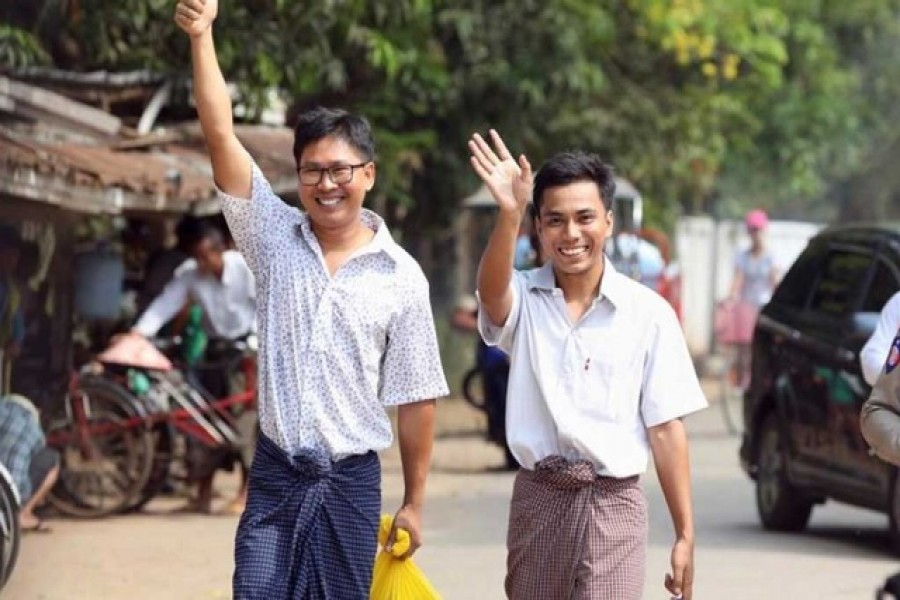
[675,216,824,357]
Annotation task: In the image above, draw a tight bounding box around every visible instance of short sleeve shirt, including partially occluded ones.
[219,161,448,458]
[478,259,707,477]
[0,400,43,500]
[735,249,775,308]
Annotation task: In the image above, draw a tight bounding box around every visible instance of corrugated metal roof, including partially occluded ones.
[0,123,297,214]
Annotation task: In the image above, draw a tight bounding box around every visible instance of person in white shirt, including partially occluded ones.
[470,130,707,600]
[132,219,257,515]
[134,221,256,342]
[860,291,900,386]
[174,1,448,597]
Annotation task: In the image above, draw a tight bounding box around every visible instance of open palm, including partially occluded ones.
[468,130,532,213]
[174,0,218,37]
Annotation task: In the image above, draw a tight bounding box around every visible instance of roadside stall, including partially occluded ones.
[0,75,296,415]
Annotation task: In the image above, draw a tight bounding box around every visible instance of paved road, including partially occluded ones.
[6,400,899,599]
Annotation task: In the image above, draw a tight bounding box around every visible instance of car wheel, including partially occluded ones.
[755,414,813,531]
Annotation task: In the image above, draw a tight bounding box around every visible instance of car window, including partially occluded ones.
[808,249,872,317]
[772,241,827,309]
[860,258,900,312]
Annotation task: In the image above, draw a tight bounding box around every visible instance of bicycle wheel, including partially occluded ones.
[0,468,19,591]
[124,423,175,513]
[718,347,744,435]
[46,376,155,518]
[462,367,487,411]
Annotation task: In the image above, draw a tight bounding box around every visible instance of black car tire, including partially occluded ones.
[755,414,813,532]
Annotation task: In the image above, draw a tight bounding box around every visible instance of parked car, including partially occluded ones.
[740,224,900,550]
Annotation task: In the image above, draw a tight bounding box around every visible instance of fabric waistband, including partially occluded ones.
[530,455,639,490]
[256,431,375,480]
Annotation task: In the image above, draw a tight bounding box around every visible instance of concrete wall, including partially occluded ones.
[675,216,824,357]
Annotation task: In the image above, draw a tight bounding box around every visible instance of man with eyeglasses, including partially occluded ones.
[174,1,448,599]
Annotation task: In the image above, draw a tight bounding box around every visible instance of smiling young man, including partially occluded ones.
[470,130,707,600]
[174,1,448,599]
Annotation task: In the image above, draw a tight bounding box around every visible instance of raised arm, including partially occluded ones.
[469,130,532,327]
[175,0,251,198]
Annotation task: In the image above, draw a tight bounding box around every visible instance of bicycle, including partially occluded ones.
[713,299,758,435]
[461,358,517,470]
[0,461,20,592]
[44,335,257,518]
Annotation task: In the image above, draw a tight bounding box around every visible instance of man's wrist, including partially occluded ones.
[189,26,214,41]
[401,494,424,510]
[676,532,695,544]
[497,206,525,225]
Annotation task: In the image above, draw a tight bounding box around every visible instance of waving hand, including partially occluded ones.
[468,130,532,214]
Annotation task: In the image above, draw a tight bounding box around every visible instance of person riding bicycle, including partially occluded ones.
[129,220,257,515]
[724,209,780,388]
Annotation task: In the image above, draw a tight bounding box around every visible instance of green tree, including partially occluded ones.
[5,0,900,230]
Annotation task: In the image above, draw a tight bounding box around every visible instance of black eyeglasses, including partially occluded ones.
[297,162,371,186]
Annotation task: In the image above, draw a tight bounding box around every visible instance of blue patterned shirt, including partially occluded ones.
[0,399,44,500]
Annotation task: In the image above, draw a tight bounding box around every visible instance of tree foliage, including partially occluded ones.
[4,0,900,230]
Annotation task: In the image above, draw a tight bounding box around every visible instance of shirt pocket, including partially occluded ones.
[572,357,620,421]
[573,353,641,422]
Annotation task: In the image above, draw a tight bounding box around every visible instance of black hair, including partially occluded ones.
[531,151,616,217]
[292,107,375,166]
[0,223,22,252]
[174,215,204,252]
[184,219,224,253]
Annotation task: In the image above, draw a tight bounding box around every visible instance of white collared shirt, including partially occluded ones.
[219,161,449,458]
[134,250,256,339]
[479,259,707,477]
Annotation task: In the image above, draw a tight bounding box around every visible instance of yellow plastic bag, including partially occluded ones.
[370,514,442,600]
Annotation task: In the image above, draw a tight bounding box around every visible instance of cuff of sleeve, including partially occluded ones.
[382,383,450,407]
[643,394,708,428]
[476,287,519,348]
[132,319,158,338]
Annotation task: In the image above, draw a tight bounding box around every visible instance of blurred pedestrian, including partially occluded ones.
[729,209,779,308]
[724,209,780,387]
[470,129,706,600]
[0,394,59,533]
[174,1,448,598]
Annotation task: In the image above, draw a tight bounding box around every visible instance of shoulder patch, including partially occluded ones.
[885,334,900,375]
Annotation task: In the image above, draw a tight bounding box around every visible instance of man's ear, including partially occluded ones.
[365,162,376,192]
[605,209,614,238]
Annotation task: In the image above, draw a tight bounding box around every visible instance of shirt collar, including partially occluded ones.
[297,209,399,263]
[527,255,625,308]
